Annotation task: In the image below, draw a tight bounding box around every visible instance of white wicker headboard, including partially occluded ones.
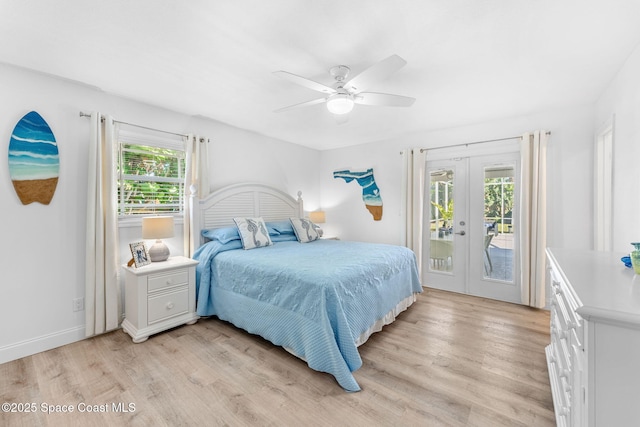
[189,182,303,250]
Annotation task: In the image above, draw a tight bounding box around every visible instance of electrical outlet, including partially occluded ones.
[73,297,84,312]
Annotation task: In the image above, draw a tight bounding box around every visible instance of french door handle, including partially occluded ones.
[455,230,466,236]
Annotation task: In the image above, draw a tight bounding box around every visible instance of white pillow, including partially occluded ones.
[290,217,320,243]
[233,217,273,250]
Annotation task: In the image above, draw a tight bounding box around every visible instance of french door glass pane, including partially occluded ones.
[429,169,454,272]
[483,166,514,282]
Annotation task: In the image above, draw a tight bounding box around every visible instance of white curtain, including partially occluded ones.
[85,113,120,337]
[184,134,210,257]
[520,131,548,308]
[401,148,427,277]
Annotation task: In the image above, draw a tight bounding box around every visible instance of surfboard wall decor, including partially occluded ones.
[8,111,59,205]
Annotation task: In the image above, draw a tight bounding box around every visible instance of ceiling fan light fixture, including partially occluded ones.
[326,93,354,115]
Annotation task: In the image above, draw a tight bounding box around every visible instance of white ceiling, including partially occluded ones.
[1,0,640,150]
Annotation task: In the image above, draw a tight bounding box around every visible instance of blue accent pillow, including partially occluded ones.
[201,227,240,244]
[203,225,280,244]
[270,234,298,243]
[266,220,295,235]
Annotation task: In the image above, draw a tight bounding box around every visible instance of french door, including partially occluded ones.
[423,151,521,304]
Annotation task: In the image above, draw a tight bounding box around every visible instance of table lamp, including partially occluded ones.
[309,210,326,237]
[142,216,174,262]
[309,210,326,224]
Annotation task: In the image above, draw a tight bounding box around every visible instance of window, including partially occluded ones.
[116,128,186,217]
[484,166,514,234]
[595,118,614,251]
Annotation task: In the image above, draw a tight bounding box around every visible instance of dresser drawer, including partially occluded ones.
[549,271,583,347]
[148,287,189,324]
[547,347,570,426]
[148,269,189,292]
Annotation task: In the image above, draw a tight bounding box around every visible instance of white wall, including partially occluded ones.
[0,63,320,363]
[6,39,638,363]
[595,41,640,252]
[320,105,595,251]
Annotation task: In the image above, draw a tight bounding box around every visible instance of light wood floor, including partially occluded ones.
[0,289,554,427]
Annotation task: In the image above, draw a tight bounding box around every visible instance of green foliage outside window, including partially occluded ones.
[484,177,514,231]
[429,179,454,229]
[431,199,454,227]
[117,144,185,216]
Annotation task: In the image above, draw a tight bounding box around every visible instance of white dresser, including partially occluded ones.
[546,248,640,427]
[122,256,199,343]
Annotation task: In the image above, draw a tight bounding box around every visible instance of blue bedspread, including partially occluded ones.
[193,239,422,391]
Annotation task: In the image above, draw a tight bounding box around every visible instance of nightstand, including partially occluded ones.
[122,256,199,343]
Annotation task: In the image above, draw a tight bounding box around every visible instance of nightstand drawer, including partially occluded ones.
[148,288,189,324]
[148,269,189,292]
[123,256,198,343]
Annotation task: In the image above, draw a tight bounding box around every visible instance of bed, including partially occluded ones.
[190,183,422,391]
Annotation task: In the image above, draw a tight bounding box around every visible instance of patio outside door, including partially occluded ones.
[423,151,521,304]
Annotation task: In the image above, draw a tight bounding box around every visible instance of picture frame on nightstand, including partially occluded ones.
[129,241,150,268]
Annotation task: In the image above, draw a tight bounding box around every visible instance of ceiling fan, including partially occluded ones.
[273,54,416,117]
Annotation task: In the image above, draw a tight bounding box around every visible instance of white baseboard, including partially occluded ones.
[0,326,86,365]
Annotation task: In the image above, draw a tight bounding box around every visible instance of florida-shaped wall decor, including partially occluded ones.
[8,111,59,205]
[334,168,383,220]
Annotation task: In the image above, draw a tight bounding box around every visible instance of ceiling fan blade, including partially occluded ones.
[274,97,327,113]
[274,71,336,94]
[354,92,416,107]
[343,54,407,93]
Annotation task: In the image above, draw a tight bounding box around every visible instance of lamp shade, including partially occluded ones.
[142,216,174,262]
[326,93,354,115]
[309,210,326,224]
[142,216,175,239]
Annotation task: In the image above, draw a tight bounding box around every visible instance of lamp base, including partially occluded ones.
[148,240,170,262]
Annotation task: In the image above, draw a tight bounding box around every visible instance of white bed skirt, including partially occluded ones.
[354,292,418,347]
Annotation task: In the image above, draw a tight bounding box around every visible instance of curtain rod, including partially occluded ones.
[79,111,188,138]
[418,131,551,153]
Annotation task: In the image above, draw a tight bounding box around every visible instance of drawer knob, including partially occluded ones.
[166,302,174,310]
[166,278,173,285]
